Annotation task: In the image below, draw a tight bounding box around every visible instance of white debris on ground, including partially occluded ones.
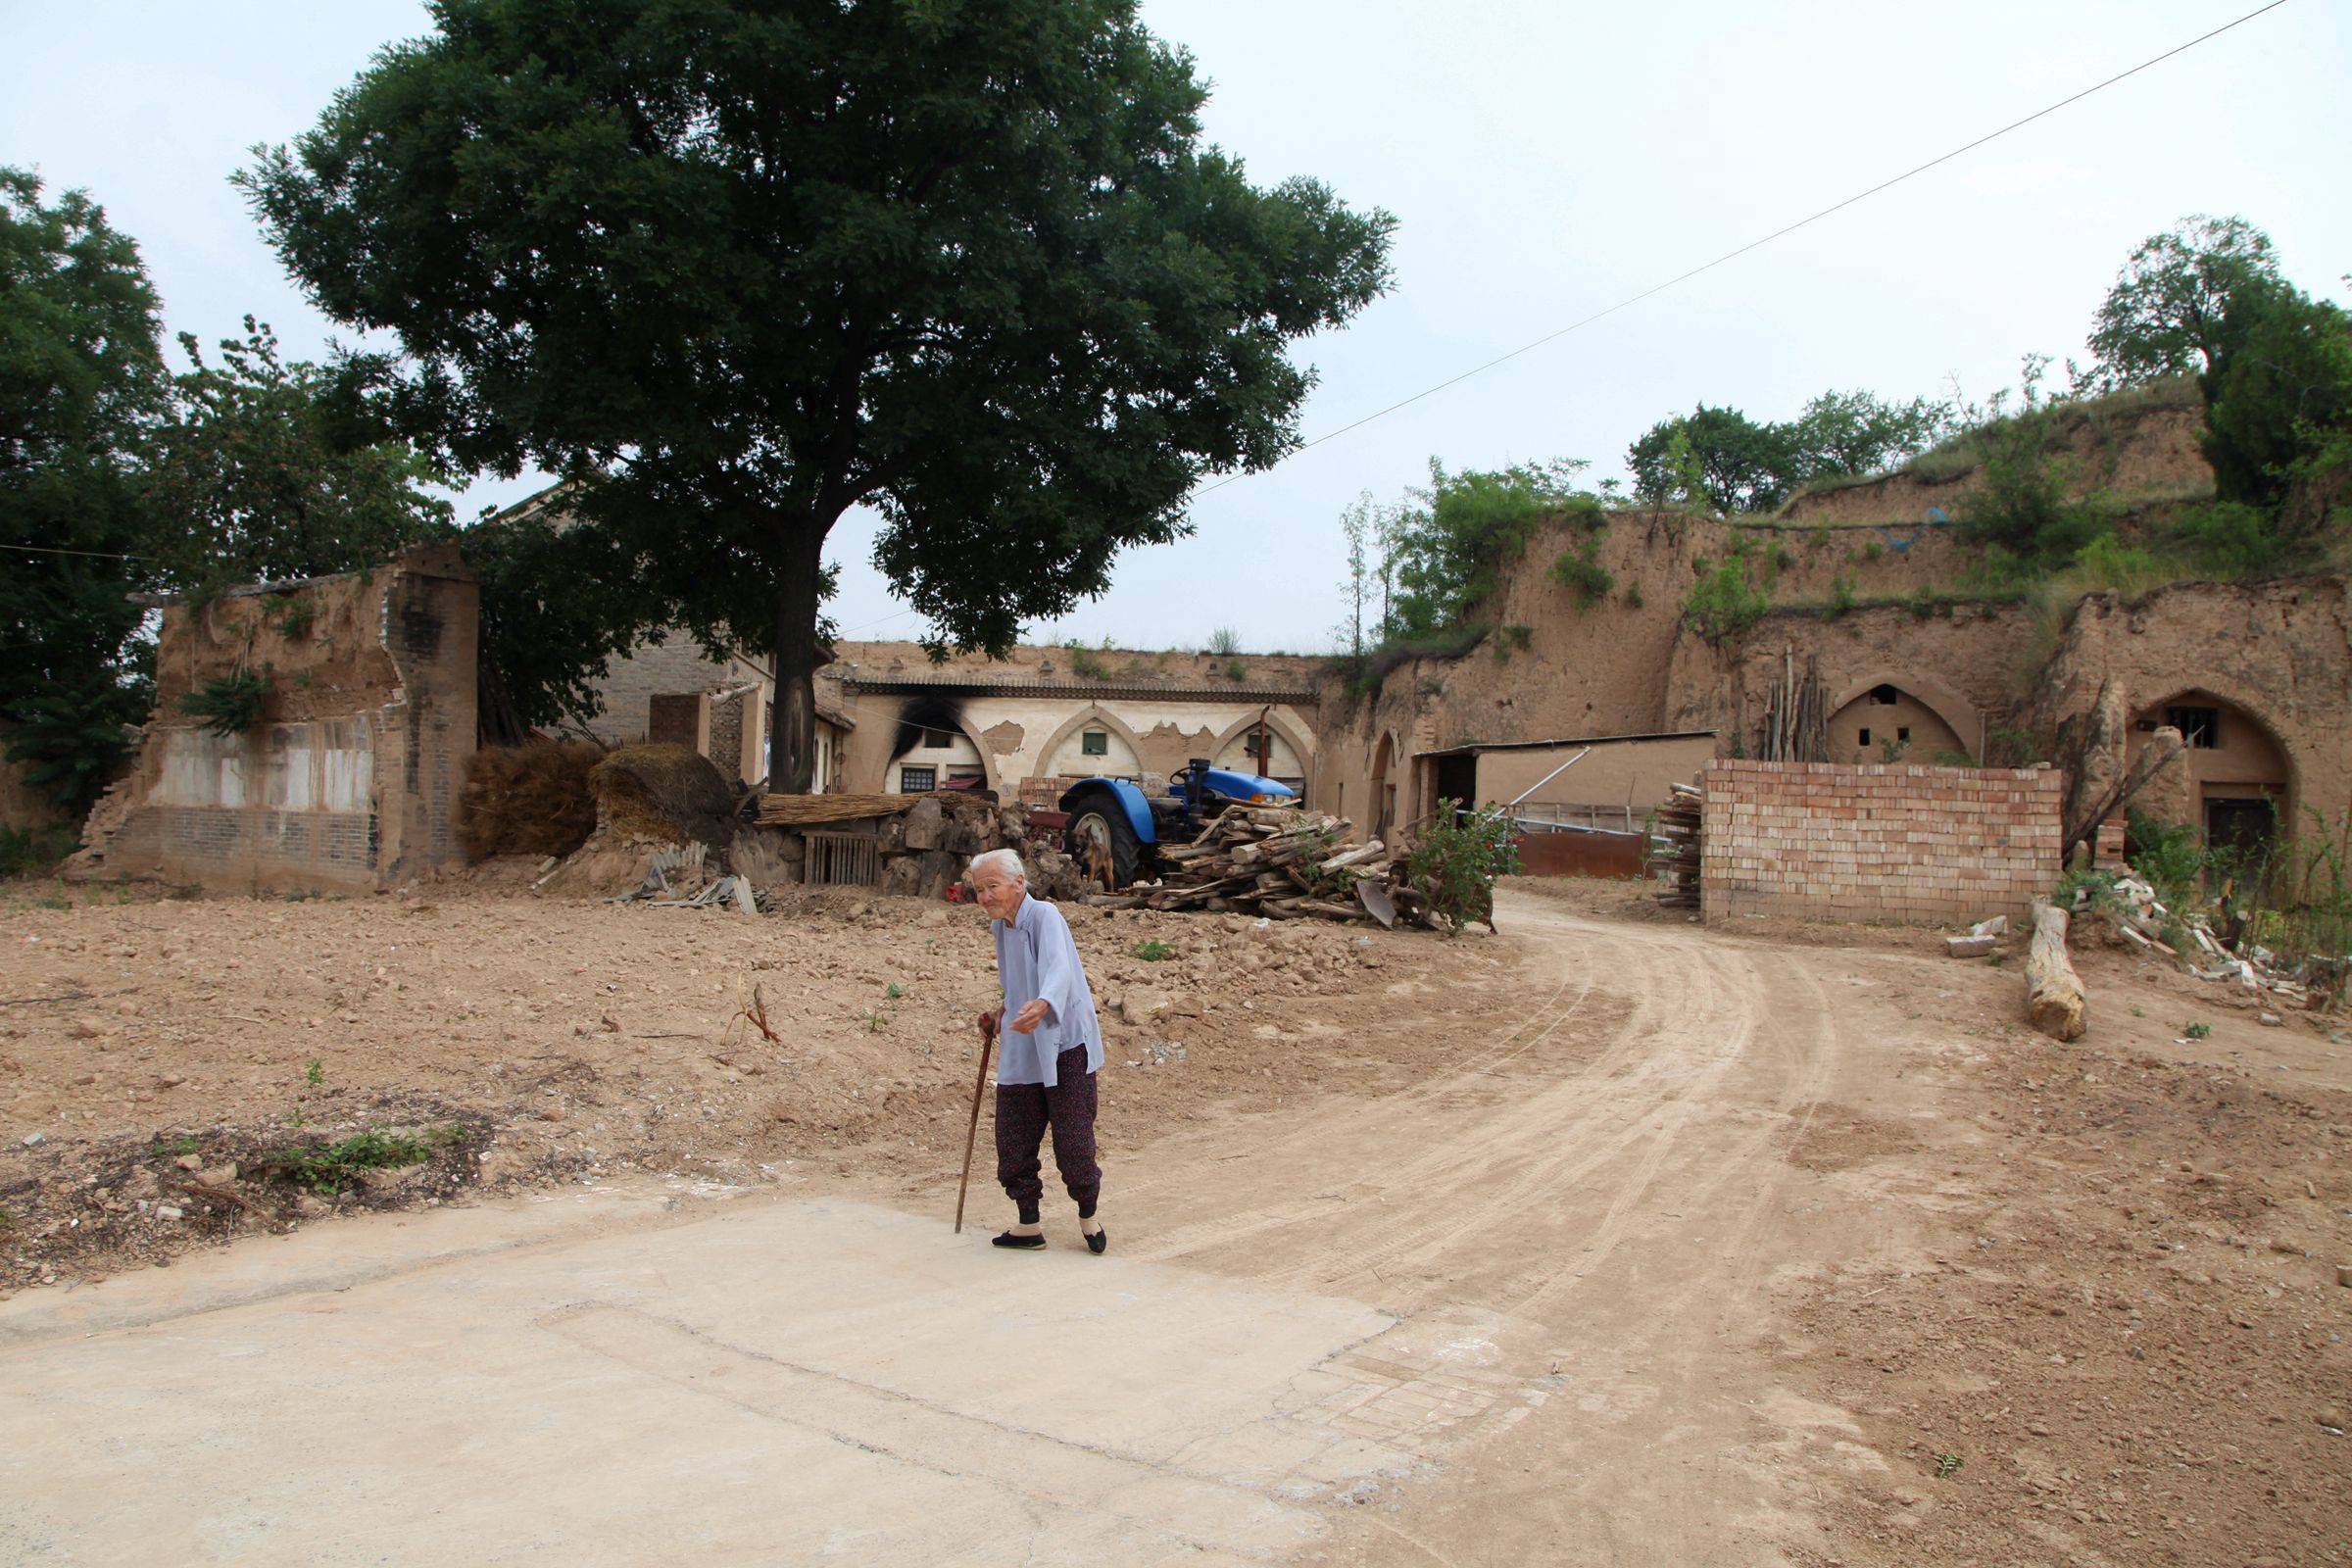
[2076,870,2341,1012]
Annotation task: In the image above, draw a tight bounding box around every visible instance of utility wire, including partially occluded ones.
[0,541,149,560]
[1193,0,2289,497]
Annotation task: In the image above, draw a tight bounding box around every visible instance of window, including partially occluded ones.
[1896,726,1910,743]
[1858,727,1871,746]
[2165,706,2219,749]
[1081,729,1108,757]
[899,764,935,793]
[1871,684,1900,706]
[920,726,954,750]
[1244,731,1271,760]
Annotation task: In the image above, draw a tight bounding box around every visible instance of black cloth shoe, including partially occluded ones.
[1085,1226,1107,1255]
[992,1231,1046,1250]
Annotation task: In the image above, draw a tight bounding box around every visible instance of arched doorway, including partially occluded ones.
[1210,710,1311,793]
[1827,682,1971,765]
[2127,688,2292,859]
[1034,706,1149,782]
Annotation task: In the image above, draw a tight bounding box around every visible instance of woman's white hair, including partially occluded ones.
[965,848,1026,885]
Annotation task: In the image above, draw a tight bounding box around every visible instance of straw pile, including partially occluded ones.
[459,742,601,861]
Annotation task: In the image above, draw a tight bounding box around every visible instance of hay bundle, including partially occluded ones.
[590,743,735,849]
[460,742,601,860]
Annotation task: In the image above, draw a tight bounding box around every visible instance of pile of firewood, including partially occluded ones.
[1649,783,1701,909]
[1083,808,1434,926]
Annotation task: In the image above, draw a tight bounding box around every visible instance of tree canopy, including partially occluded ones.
[141,318,456,596]
[1385,460,1594,640]
[241,0,1395,790]
[2087,215,2283,387]
[0,169,166,815]
[1627,391,1949,514]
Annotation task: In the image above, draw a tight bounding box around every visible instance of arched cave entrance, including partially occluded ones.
[2127,688,2292,860]
[1827,682,1971,766]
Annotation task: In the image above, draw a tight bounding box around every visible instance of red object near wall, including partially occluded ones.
[1513,829,1645,879]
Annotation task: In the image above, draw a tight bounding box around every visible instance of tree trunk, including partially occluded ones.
[2026,897,2086,1042]
[765,522,827,796]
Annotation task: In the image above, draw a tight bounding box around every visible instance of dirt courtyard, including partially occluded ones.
[2,873,2347,1566]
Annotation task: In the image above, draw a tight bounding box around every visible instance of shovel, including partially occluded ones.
[954,1010,998,1234]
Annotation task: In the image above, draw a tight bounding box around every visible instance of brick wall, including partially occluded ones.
[1700,759,2062,926]
[585,633,732,745]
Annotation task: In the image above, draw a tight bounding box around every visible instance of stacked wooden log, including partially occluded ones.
[1083,808,1423,925]
[1649,782,1702,909]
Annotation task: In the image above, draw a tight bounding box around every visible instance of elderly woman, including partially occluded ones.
[966,848,1106,1253]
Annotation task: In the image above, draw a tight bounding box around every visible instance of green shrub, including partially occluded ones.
[177,667,273,736]
[265,594,315,639]
[1681,536,1772,645]
[1131,938,1175,961]
[1066,641,1109,680]
[2126,809,2208,911]
[1828,571,1857,616]
[257,1125,463,1193]
[1404,801,1520,935]
[1622,581,1644,609]
[0,825,78,879]
[1205,627,1242,657]
[1223,659,1248,682]
[1492,623,1533,661]
[1548,536,1613,609]
[2163,499,2287,576]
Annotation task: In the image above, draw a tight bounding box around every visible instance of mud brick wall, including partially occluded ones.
[1700,759,2062,925]
[84,544,477,895]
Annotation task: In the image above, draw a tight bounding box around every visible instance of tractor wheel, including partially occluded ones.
[1064,794,1144,891]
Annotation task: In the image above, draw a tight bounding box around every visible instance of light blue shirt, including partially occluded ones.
[991,895,1103,1087]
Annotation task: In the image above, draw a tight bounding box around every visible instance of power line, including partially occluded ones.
[1194,0,2289,497]
[0,543,148,562]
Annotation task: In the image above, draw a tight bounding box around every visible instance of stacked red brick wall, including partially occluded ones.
[1700,759,2062,925]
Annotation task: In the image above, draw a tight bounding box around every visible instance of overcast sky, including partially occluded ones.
[6,1,2345,654]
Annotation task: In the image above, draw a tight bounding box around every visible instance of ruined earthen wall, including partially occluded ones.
[89,545,477,893]
[1701,759,2062,925]
[2038,578,2352,838]
[1310,510,2003,832]
[1779,397,2210,525]
[1660,600,2036,763]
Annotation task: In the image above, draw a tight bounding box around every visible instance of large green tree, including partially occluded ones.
[0,169,166,816]
[142,318,457,595]
[1627,404,1796,514]
[240,0,1395,791]
[2086,215,2283,386]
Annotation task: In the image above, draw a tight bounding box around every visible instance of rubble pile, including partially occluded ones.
[1084,808,1437,928]
[745,788,1081,901]
[2077,871,2341,1012]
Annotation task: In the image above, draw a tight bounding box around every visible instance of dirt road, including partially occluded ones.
[4,886,2346,1565]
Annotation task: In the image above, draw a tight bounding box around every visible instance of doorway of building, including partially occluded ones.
[1433,753,1478,824]
[2205,796,2277,861]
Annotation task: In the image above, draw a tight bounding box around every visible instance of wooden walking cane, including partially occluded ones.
[954,1012,997,1234]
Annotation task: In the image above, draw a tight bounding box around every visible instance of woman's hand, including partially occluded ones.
[1005,999,1052,1035]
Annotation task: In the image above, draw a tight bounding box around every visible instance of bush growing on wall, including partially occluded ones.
[1681,535,1773,645]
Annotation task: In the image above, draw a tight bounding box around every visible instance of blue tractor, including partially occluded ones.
[1058,759,1297,889]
